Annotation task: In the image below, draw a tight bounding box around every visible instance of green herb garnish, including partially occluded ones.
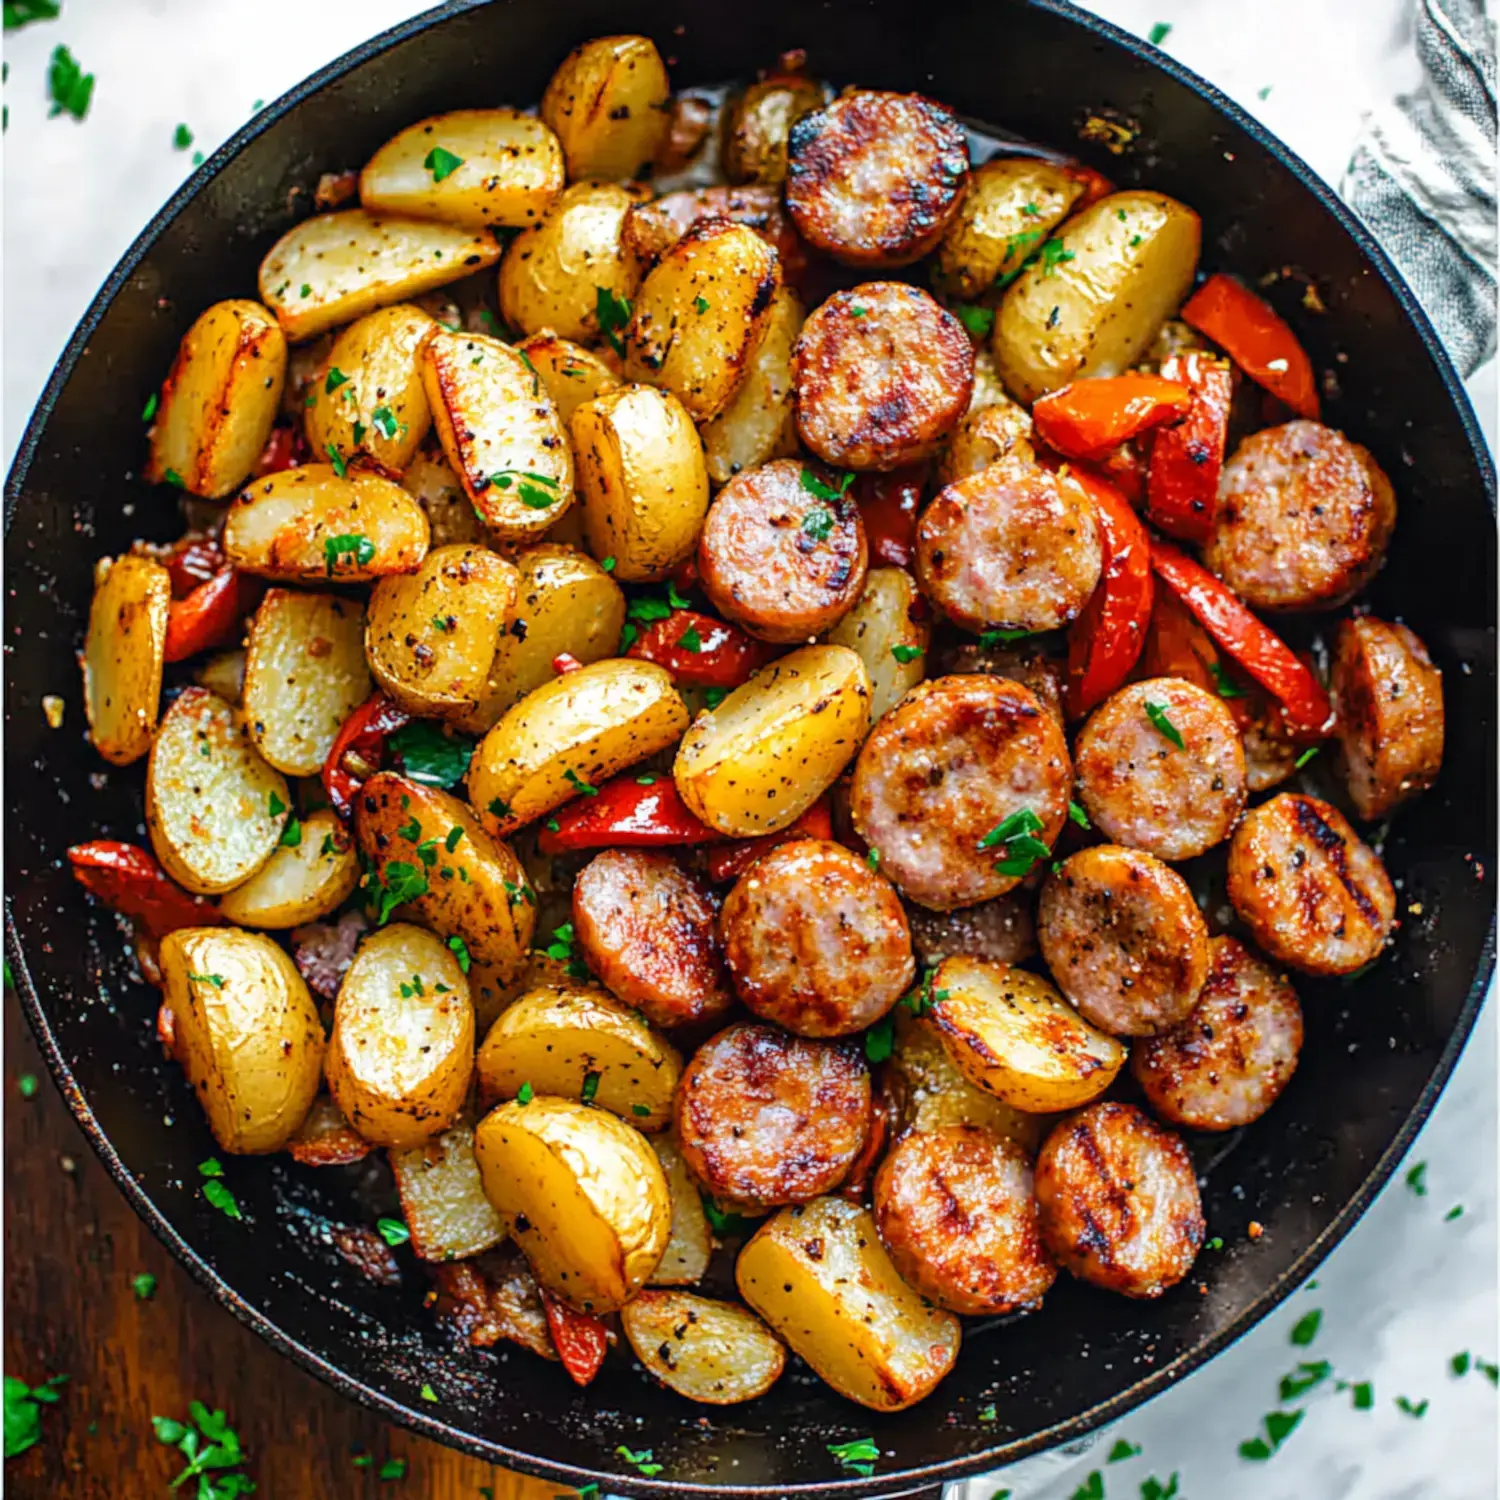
[580,1070,601,1104]
[1209,661,1243,698]
[132,1272,157,1300]
[388,720,475,790]
[1037,239,1076,277]
[1144,700,1185,750]
[1406,1161,1428,1197]
[863,1015,895,1064]
[1148,21,1173,44]
[616,1445,663,1478]
[799,467,856,502]
[323,532,374,574]
[198,1159,241,1220]
[827,1437,880,1477]
[595,286,632,356]
[487,469,559,510]
[891,643,924,664]
[1289,1309,1322,1347]
[325,366,349,394]
[5,1375,66,1459]
[447,935,471,974]
[279,815,302,848]
[978,807,1050,878]
[954,304,995,339]
[375,860,428,925]
[47,44,93,120]
[564,769,597,796]
[377,1217,410,1247]
[516,1081,534,1105]
[423,145,464,181]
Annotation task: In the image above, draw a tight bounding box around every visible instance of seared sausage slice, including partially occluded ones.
[1226,792,1396,975]
[1203,421,1397,611]
[571,848,733,1028]
[785,91,969,267]
[1132,935,1303,1131]
[794,283,974,471]
[721,837,915,1037]
[1035,1101,1205,1299]
[1331,615,1444,821]
[907,890,1036,970]
[1037,845,1211,1036]
[934,637,1066,728]
[1074,678,1247,861]
[850,674,1072,911]
[675,1023,871,1207]
[697,457,867,643]
[623,184,797,266]
[915,455,1103,634]
[873,1124,1057,1315]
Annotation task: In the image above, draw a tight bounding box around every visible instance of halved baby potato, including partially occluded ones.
[195,648,247,707]
[474,1094,671,1312]
[145,299,287,499]
[360,110,565,230]
[217,809,359,929]
[540,35,673,181]
[326,922,474,1150]
[146,687,289,895]
[822,566,930,729]
[649,1134,713,1286]
[513,332,623,426]
[159,926,325,1155]
[80,553,170,766]
[389,1120,509,1261]
[621,1290,786,1404]
[400,444,485,549]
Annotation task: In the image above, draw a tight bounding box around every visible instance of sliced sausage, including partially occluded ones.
[785,91,969,267]
[1037,845,1211,1036]
[720,837,915,1037]
[1226,792,1396,975]
[915,456,1103,634]
[907,890,1036,970]
[1331,615,1444,821]
[697,457,867,643]
[675,1022,871,1207]
[622,184,808,285]
[1132,935,1303,1131]
[571,849,733,1028]
[1035,1101,1205,1299]
[1203,421,1397,611]
[850,674,1072,911]
[873,1124,1057,1315]
[1074,678,1247,861]
[934,637,1066,727]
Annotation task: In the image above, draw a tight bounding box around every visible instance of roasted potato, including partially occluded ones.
[621,1291,786,1404]
[145,299,286,499]
[304,303,436,473]
[673,644,870,837]
[540,35,672,181]
[514,331,622,425]
[223,464,431,582]
[243,590,371,776]
[470,657,689,836]
[571,383,710,582]
[474,1095,671,1312]
[400,444,484,549]
[476,980,682,1129]
[624,220,781,423]
[326,922,474,1149]
[736,1196,961,1411]
[195,648,246,707]
[217,809,359,929]
[649,1134,713,1286]
[993,190,1201,403]
[359,110,565,230]
[938,392,1035,483]
[159,926,325,1155]
[722,74,826,186]
[365,544,519,718]
[258,209,504,343]
[80,553,169,766]
[146,687,289,895]
[821,566,930,728]
[390,1121,509,1261]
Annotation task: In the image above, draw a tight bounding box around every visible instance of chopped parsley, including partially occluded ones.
[141,391,159,423]
[488,798,511,820]
[1294,746,1320,769]
[325,443,348,478]
[188,973,225,989]
[376,1217,410,1247]
[1279,1359,1331,1401]
[595,286,632,357]
[1144,700,1185,750]
[564,769,598,796]
[700,1193,752,1237]
[693,295,710,313]
[488,469,559,510]
[799,467,856,502]
[18,1074,38,1100]
[1141,1479,1180,1500]
[388,720,474,790]
[616,1445,663,1478]
[198,1159,241,1220]
[1452,1351,1472,1376]
[371,405,399,441]
[580,1070,601,1104]
[375,860,428,924]
[1237,1407,1303,1461]
[704,686,728,709]
[378,1458,407,1480]
[268,790,287,818]
[1037,239,1076,278]
[863,1015,895,1064]
[325,366,350,394]
[631,1104,651,1117]
[978,807,1050,878]
[444,825,464,853]
[1395,1395,1429,1418]
[891,643,924,664]
[826,1437,880,1477]
[5,1374,67,1460]
[420,1384,438,1403]
[1107,1439,1141,1462]
[3,0,60,29]
[279,815,302,848]
[173,123,194,150]
[132,1272,158,1300]
[600,556,616,572]
[423,145,464,181]
[677,624,703,653]
[1068,800,1091,828]
[47,44,93,120]
[1069,1472,1103,1500]
[1405,1160,1428,1197]
[1209,661,1244,698]
[866,848,881,871]
[323,532,374,574]
[1148,21,1173,44]
[954,304,995,339]
[1445,1204,1465,1221]
[447,935,471,974]
[978,627,1033,648]
[163,468,186,489]
[801,505,836,542]
[516,1081,534,1105]
[1289,1309,1322,1347]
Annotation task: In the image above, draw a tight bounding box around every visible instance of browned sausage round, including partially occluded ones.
[914,456,1103,633]
[675,1022,871,1207]
[622,184,791,266]
[850,674,1072,911]
[873,1124,1058,1315]
[784,91,969,267]
[1132,935,1303,1131]
[1203,421,1397,612]
[697,457,868,643]
[933,637,1066,727]
[571,849,733,1028]
[1331,615,1444,822]
[1226,792,1396,975]
[1037,845,1211,1036]
[1034,1101,1205,1299]
[720,837,915,1037]
[1074,678,1248,861]
[907,890,1036,969]
[793,283,974,471]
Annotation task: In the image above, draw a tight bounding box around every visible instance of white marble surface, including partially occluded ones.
[3,3,1495,1498]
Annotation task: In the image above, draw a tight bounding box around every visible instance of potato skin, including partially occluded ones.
[621,1290,787,1404]
[81,554,169,766]
[822,565,931,729]
[649,1134,713,1285]
[540,35,672,182]
[723,74,826,186]
[513,332,622,426]
[218,808,360,929]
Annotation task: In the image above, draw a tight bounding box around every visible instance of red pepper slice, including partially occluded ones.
[322,692,411,821]
[626,609,774,688]
[705,797,834,884]
[163,536,225,598]
[1149,540,1333,737]
[852,463,928,568]
[1062,161,1116,208]
[1180,273,1320,420]
[541,1290,609,1387]
[1033,374,1192,463]
[537,775,719,855]
[1145,353,1233,544]
[163,568,260,663]
[67,841,224,939]
[253,422,309,478]
[1064,466,1154,719]
[552,652,584,675]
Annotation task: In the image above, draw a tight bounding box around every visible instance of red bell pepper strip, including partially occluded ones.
[67,841,224,939]
[853,463,927,568]
[536,774,719,855]
[163,568,260,663]
[163,536,225,598]
[1093,441,1148,506]
[321,692,411,821]
[253,422,309,478]
[705,797,834,884]
[1064,466,1154,719]
[552,652,584,675]
[541,1290,609,1387]
[1180,273,1321,420]
[1149,540,1334,736]
[1062,161,1116,208]
[626,609,774,688]
[1033,374,1192,463]
[1145,353,1233,544]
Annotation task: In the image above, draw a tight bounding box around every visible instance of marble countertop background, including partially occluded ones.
[3,2,1495,1498]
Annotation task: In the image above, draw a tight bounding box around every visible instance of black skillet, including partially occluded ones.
[5,0,1495,1494]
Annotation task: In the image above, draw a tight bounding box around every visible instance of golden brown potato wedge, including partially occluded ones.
[821,566,930,729]
[217,809,359,929]
[389,1121,509,1261]
[621,1290,786,1404]
[649,1134,713,1286]
[540,35,672,181]
[513,332,622,426]
[722,75,826,186]
[399,444,485,548]
[80,554,170,766]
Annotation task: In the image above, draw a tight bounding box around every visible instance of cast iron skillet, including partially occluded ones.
[5,0,1495,1494]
